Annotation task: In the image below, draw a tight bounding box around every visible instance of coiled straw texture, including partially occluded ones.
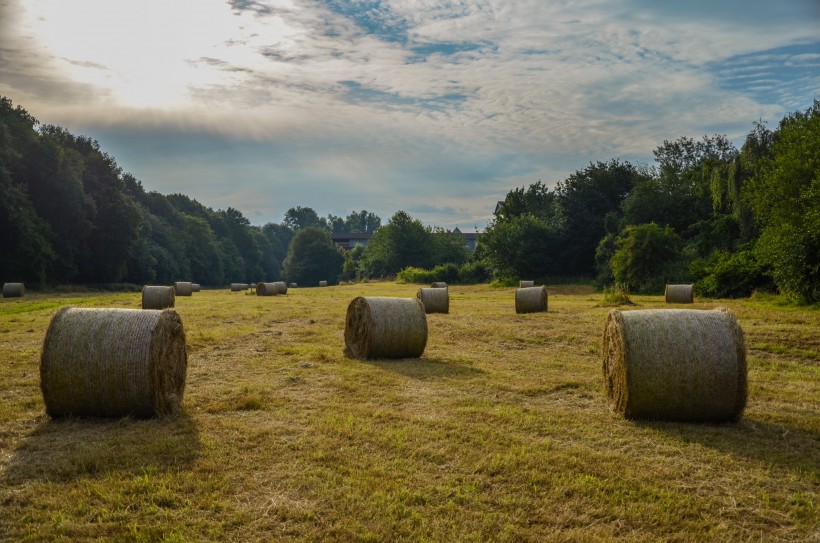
[665,284,694,303]
[515,286,548,314]
[141,285,175,310]
[40,307,187,418]
[602,308,747,422]
[344,297,428,359]
[2,282,25,298]
[417,287,449,314]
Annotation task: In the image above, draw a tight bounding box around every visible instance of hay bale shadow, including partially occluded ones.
[364,356,485,381]
[636,417,820,473]
[1,413,200,484]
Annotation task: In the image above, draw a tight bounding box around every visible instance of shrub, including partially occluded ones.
[691,249,772,298]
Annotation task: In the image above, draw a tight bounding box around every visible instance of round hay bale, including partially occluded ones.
[344,297,428,359]
[256,282,277,296]
[289,283,298,288]
[431,282,448,289]
[40,307,187,418]
[230,283,247,292]
[141,285,175,310]
[319,280,328,287]
[515,286,548,314]
[602,308,747,422]
[191,283,201,293]
[519,280,534,288]
[174,281,193,296]
[2,282,25,298]
[417,287,449,314]
[665,284,694,304]
[274,281,288,295]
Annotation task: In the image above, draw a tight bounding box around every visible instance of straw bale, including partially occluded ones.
[519,280,534,288]
[344,297,428,359]
[174,281,193,296]
[40,307,187,418]
[274,281,288,295]
[417,287,449,314]
[141,285,175,310]
[256,282,277,296]
[602,308,747,422]
[515,286,548,313]
[2,282,25,298]
[665,284,694,304]
[431,282,448,289]
[319,280,328,287]
[230,283,248,292]
[191,283,201,292]
[289,283,298,288]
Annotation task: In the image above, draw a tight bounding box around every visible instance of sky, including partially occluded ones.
[1,0,818,229]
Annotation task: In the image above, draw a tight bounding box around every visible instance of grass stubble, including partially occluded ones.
[0,284,817,542]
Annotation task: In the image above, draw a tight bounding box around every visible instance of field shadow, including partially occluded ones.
[364,356,486,381]
[2,412,201,484]
[638,417,819,473]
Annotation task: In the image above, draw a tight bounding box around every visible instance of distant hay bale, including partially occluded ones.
[431,282,448,289]
[602,308,747,422]
[256,282,277,296]
[273,281,288,295]
[230,283,247,292]
[174,282,193,296]
[515,286,548,314]
[417,287,449,314]
[519,280,535,288]
[191,283,201,292]
[2,282,25,298]
[141,285,175,310]
[319,280,328,287]
[344,297,428,359]
[665,284,694,304]
[40,307,187,418]
[289,283,298,288]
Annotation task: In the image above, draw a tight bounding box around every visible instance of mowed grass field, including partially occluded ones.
[0,283,817,542]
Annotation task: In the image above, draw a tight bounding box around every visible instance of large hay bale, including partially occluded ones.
[417,287,449,314]
[519,280,534,288]
[230,283,247,292]
[319,280,328,287]
[256,282,277,296]
[141,285,175,310]
[345,297,428,359]
[191,283,201,293]
[431,282,448,289]
[40,307,187,418]
[174,281,193,296]
[602,308,747,422]
[665,284,694,304]
[2,282,25,298]
[515,286,548,314]
[273,281,288,295]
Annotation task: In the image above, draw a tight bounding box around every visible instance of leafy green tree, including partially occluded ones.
[430,228,469,267]
[359,211,431,277]
[283,206,327,231]
[282,227,343,285]
[610,223,685,293]
[750,100,820,302]
[494,181,557,222]
[345,210,381,233]
[480,214,565,280]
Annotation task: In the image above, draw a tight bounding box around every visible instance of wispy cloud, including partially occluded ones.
[0,0,817,227]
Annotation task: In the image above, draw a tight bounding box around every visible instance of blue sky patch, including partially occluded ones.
[339,80,467,112]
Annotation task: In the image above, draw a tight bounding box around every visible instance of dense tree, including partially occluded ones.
[359,211,432,277]
[480,214,565,280]
[283,206,326,231]
[282,227,343,285]
[610,223,685,293]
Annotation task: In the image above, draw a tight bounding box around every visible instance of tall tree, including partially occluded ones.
[282,227,343,285]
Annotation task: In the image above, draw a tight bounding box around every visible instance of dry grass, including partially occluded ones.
[0,284,817,542]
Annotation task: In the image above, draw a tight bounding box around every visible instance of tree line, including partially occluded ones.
[480,100,819,303]
[2,95,817,302]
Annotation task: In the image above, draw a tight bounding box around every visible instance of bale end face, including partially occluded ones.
[602,307,747,422]
[344,297,428,359]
